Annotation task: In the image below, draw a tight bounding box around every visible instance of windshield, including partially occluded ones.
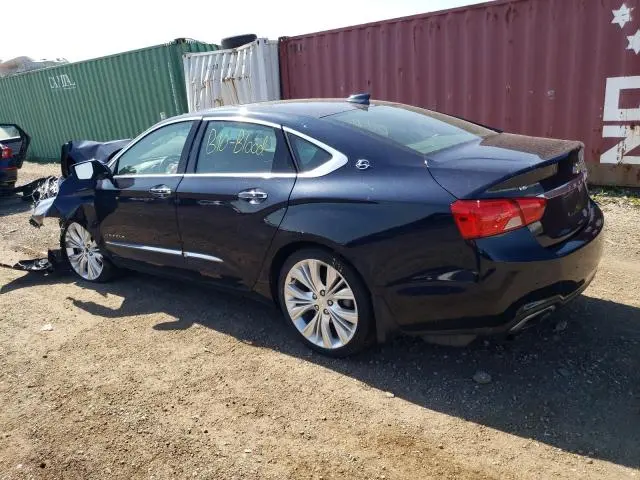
[328,104,494,155]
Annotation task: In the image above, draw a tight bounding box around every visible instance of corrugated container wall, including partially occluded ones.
[0,39,217,161]
[183,38,280,112]
[280,0,640,187]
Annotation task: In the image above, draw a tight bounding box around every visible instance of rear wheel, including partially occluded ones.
[278,249,373,357]
[62,221,114,282]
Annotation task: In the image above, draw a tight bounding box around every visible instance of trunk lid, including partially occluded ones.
[427,132,589,246]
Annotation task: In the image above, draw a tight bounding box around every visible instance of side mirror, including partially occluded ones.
[73,159,112,181]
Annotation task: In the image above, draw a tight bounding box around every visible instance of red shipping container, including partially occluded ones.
[280,0,640,186]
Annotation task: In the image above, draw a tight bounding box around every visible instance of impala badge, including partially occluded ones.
[355,159,371,170]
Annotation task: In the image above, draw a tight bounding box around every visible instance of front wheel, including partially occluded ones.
[62,221,114,282]
[278,249,374,357]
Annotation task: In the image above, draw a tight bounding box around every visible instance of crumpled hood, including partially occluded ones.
[61,139,130,177]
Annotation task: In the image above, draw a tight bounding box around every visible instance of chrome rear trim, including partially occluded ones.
[540,172,587,199]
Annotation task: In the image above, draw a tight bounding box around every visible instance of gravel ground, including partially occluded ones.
[0,163,638,479]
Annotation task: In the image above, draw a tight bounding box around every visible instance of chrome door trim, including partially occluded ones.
[105,241,183,256]
[148,184,173,198]
[183,251,223,263]
[105,241,224,263]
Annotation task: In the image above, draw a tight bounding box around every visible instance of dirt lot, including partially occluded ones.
[1,163,639,479]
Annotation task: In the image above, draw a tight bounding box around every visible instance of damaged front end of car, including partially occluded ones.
[30,158,114,229]
[29,139,127,228]
[30,175,82,228]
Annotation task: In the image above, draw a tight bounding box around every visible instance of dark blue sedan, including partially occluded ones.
[33,96,604,356]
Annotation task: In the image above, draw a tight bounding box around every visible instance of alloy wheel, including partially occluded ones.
[64,222,104,281]
[284,259,359,349]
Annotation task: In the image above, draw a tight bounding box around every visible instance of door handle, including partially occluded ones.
[149,184,172,199]
[238,188,268,204]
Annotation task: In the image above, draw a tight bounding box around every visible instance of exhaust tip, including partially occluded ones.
[510,305,557,333]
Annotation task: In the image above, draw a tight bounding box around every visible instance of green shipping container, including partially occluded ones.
[0,39,217,162]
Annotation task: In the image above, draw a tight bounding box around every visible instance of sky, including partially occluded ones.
[2,0,489,62]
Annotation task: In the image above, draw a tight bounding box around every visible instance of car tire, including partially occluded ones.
[278,248,374,357]
[220,34,257,50]
[61,220,115,282]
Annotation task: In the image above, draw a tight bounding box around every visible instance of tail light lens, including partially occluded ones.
[451,197,547,240]
[1,146,12,159]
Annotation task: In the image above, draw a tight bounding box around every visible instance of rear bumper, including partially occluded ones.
[380,200,604,336]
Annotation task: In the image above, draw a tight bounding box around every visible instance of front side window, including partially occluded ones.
[328,104,494,156]
[116,121,194,175]
[196,121,292,174]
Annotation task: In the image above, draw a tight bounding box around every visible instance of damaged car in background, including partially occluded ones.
[0,123,30,195]
[27,96,604,357]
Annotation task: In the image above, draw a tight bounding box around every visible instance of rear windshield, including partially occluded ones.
[0,125,20,142]
[328,104,494,155]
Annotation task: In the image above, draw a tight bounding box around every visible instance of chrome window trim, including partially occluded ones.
[108,115,349,180]
[105,241,224,263]
[201,116,281,129]
[182,172,296,179]
[193,116,287,177]
[282,126,348,178]
[112,174,184,179]
[187,120,348,178]
[107,117,202,171]
[183,251,223,263]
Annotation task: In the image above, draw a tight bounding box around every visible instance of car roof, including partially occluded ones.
[170,99,362,127]
[204,99,360,118]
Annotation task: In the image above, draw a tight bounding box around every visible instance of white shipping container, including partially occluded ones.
[183,38,280,112]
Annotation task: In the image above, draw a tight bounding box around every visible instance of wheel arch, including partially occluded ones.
[60,202,98,231]
[267,240,380,341]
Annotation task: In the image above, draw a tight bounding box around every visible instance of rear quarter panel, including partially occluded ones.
[259,146,479,332]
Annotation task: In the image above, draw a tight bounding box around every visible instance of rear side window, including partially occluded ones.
[287,135,332,172]
[196,121,293,174]
[328,104,494,155]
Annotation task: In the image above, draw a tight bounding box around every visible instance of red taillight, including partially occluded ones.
[451,197,546,240]
[1,146,12,159]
